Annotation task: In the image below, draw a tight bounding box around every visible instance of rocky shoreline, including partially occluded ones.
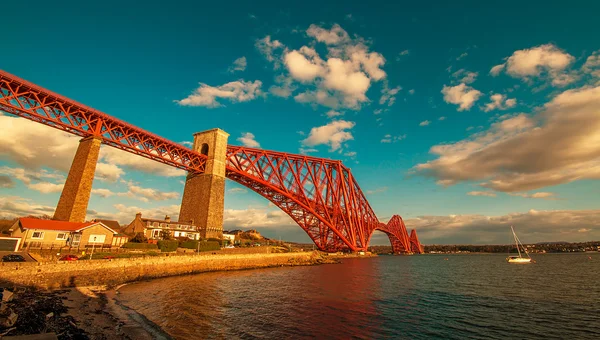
[0,251,343,339]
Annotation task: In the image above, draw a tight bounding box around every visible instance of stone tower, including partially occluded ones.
[53,136,102,222]
[178,128,229,239]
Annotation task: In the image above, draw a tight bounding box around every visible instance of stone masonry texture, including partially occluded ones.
[179,129,229,239]
[0,252,321,289]
[53,136,102,222]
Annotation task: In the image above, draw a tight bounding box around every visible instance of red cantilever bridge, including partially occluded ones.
[0,70,423,254]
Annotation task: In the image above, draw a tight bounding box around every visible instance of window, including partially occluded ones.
[152,230,160,238]
[56,233,68,240]
[200,143,209,156]
[182,225,188,230]
[88,234,106,243]
[31,231,45,239]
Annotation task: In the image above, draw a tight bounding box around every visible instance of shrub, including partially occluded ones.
[122,242,158,249]
[157,240,179,252]
[207,238,223,246]
[179,240,199,249]
[198,241,220,252]
[147,251,159,256]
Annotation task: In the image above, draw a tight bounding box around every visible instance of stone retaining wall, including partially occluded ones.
[0,252,323,289]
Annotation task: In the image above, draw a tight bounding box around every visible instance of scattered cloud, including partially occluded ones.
[228,56,247,73]
[116,184,180,203]
[255,36,284,66]
[438,116,447,121]
[366,187,388,195]
[381,134,407,143]
[91,188,114,198]
[400,208,600,244]
[441,83,482,111]
[0,175,15,188]
[508,192,556,199]
[482,94,517,112]
[456,52,468,61]
[299,147,318,154]
[302,120,355,151]
[237,132,261,148]
[228,188,248,194]
[408,89,415,95]
[414,85,600,192]
[419,120,431,126]
[177,80,263,107]
[379,84,401,106]
[452,69,478,84]
[344,151,357,157]
[306,23,350,45]
[467,191,497,197]
[490,44,575,86]
[325,110,344,118]
[269,75,296,98]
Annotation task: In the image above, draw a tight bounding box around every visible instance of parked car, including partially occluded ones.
[1,254,26,262]
[59,254,79,261]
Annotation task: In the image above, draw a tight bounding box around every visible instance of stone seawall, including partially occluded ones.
[0,252,326,289]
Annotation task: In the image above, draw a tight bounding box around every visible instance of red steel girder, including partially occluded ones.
[0,69,422,253]
[409,229,424,254]
[0,70,207,173]
[374,215,413,254]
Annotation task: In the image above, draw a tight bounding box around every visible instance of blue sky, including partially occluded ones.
[1,0,599,244]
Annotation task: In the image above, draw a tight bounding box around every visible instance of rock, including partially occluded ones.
[2,291,14,302]
[45,312,54,319]
[0,309,18,328]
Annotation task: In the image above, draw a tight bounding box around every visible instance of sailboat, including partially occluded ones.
[506,226,533,263]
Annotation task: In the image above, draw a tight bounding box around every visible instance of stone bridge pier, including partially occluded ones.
[52,129,229,240]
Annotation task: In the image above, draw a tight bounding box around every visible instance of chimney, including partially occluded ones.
[165,215,171,222]
[136,212,142,220]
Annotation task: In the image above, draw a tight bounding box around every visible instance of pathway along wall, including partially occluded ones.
[0,252,326,289]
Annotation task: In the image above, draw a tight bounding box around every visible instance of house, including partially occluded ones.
[222,233,236,245]
[92,219,129,246]
[124,213,200,240]
[9,218,118,249]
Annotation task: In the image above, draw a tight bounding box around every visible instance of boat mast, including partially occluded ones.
[511,226,522,257]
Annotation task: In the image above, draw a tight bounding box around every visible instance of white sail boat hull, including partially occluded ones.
[507,256,532,263]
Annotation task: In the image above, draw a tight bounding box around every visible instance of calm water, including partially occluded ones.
[117,253,600,339]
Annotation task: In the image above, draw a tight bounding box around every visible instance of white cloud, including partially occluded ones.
[489,64,505,76]
[344,151,357,157]
[0,196,56,219]
[302,120,355,151]
[379,84,401,106]
[441,83,482,111]
[438,116,447,121]
[223,206,295,229]
[326,110,343,118]
[508,192,556,199]
[380,134,406,143]
[255,36,284,65]
[414,85,600,192]
[467,191,497,197]
[419,120,431,126]
[482,94,517,112]
[402,209,600,244]
[456,52,468,61]
[299,148,318,154]
[228,56,247,73]
[27,182,64,194]
[237,132,261,148]
[99,147,184,178]
[228,188,248,194]
[117,184,180,203]
[91,188,114,198]
[306,23,350,45]
[409,89,415,95]
[0,166,65,194]
[274,24,387,110]
[366,187,388,195]
[452,69,478,84]
[269,75,296,98]
[284,47,326,82]
[177,80,263,107]
[491,44,575,86]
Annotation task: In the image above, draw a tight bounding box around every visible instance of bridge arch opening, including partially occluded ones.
[200,143,209,156]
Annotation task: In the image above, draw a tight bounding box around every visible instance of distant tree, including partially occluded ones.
[160,230,173,240]
[130,232,148,243]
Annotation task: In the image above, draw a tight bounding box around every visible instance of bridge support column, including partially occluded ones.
[179,128,229,239]
[53,136,102,222]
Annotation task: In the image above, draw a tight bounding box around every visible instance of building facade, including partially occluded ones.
[124,213,200,240]
[9,218,118,249]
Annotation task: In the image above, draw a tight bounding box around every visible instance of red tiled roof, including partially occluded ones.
[18,218,96,232]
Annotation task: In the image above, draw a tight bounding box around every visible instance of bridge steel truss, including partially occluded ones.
[0,70,423,253]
